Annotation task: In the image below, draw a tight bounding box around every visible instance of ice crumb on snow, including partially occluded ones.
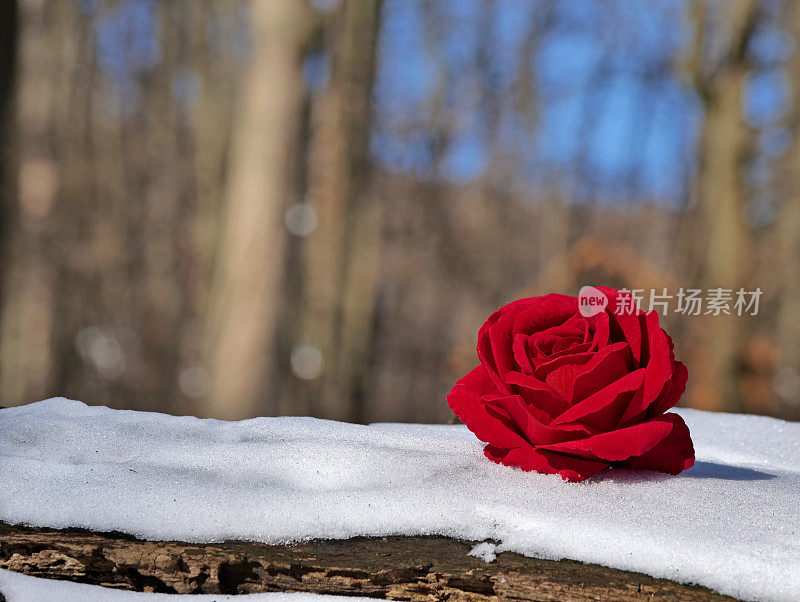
[468,541,497,563]
[2,399,800,602]
[0,569,381,602]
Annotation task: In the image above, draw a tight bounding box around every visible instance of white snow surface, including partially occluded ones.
[1,398,799,602]
[468,541,498,563]
[0,569,381,602]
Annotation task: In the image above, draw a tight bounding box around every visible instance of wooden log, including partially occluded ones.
[0,521,735,600]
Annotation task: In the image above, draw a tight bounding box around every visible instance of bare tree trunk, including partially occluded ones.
[202,0,311,419]
[681,0,757,412]
[283,0,382,421]
[0,0,17,361]
[0,0,60,406]
[775,0,800,420]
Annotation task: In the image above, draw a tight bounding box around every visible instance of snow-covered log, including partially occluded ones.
[2,399,799,601]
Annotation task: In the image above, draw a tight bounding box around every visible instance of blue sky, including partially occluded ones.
[90,0,792,209]
[371,0,790,207]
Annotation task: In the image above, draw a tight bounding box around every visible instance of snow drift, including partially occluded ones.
[1,399,799,601]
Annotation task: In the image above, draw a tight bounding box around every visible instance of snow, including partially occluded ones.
[468,541,498,563]
[0,569,382,602]
[1,398,799,602]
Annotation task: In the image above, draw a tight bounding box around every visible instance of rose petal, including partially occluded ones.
[619,413,695,474]
[552,368,646,432]
[484,444,609,482]
[544,363,584,400]
[503,371,571,419]
[532,351,595,381]
[477,301,530,391]
[601,287,647,364]
[483,395,591,445]
[447,365,527,448]
[646,360,688,419]
[483,393,550,425]
[536,413,687,463]
[619,313,672,424]
[488,319,519,382]
[588,310,610,350]
[510,294,577,335]
[552,337,588,355]
[570,341,633,403]
[512,334,534,374]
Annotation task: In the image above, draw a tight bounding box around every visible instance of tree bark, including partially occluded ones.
[0,0,16,236]
[280,0,383,422]
[0,522,734,601]
[680,0,758,413]
[0,0,17,392]
[0,0,60,406]
[202,0,312,419]
[775,0,800,420]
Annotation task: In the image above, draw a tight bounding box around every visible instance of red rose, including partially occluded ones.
[447,287,694,482]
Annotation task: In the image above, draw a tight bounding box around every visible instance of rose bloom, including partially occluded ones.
[447,287,694,482]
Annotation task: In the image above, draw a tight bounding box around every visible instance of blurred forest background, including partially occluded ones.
[1,0,799,423]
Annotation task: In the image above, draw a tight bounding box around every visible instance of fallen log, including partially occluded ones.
[0,521,735,600]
